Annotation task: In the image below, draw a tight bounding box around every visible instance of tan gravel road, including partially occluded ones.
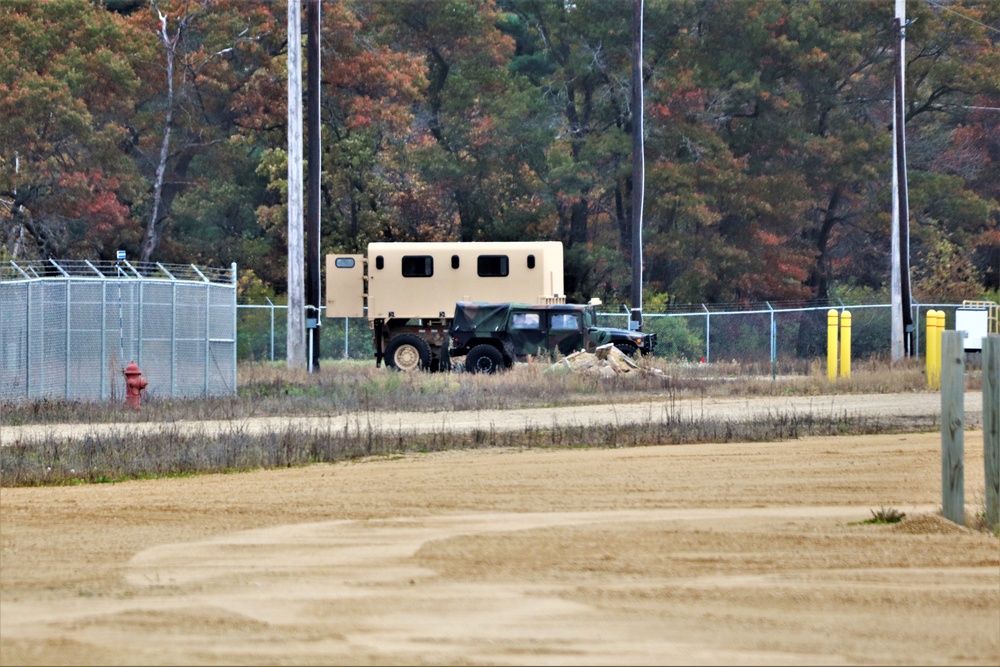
[0,391,984,445]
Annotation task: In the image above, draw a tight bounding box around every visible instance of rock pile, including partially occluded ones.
[547,343,663,377]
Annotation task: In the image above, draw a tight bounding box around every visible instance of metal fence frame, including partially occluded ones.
[1,259,237,401]
[236,300,969,364]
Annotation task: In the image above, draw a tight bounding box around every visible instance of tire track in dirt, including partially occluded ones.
[1,506,944,666]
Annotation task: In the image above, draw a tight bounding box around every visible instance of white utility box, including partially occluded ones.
[954,308,989,352]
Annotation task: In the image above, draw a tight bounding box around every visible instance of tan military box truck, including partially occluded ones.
[326,241,565,371]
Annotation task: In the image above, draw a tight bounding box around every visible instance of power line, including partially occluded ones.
[924,0,1000,35]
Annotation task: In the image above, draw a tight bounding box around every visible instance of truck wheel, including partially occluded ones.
[438,342,452,372]
[614,343,638,358]
[466,344,504,374]
[385,334,431,372]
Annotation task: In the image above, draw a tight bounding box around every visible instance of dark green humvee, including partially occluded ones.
[448,302,657,373]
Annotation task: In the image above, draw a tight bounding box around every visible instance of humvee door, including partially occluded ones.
[547,310,586,356]
[509,309,547,356]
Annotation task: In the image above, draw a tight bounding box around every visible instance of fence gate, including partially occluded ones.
[0,259,237,402]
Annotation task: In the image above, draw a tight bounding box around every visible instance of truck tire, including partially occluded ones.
[438,342,452,372]
[385,334,431,372]
[614,342,638,358]
[466,344,505,374]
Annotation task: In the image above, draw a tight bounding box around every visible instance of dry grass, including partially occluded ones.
[0,406,918,487]
[0,355,941,428]
[0,356,965,488]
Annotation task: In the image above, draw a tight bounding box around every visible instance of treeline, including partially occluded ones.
[1,0,997,307]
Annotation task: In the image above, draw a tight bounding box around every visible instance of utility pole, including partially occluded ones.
[891,0,914,360]
[306,0,321,371]
[629,0,644,332]
[286,0,306,369]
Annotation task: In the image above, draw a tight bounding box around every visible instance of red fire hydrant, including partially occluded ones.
[123,361,148,409]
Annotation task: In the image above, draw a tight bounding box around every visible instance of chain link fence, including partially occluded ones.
[237,300,968,364]
[1,260,237,401]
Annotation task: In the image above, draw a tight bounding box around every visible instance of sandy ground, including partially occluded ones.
[1,395,998,665]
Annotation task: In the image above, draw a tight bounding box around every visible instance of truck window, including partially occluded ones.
[334,257,355,269]
[477,255,509,277]
[550,313,579,330]
[527,254,535,269]
[401,255,433,277]
[512,312,541,329]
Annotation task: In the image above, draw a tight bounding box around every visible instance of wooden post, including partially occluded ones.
[286,0,306,369]
[940,331,965,525]
[983,334,999,527]
[629,0,644,332]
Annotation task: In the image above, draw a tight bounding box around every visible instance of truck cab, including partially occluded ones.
[449,302,656,373]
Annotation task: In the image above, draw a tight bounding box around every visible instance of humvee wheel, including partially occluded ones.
[385,334,431,372]
[614,342,638,357]
[438,342,452,372]
[466,344,505,374]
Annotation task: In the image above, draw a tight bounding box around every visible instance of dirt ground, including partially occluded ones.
[1,395,998,665]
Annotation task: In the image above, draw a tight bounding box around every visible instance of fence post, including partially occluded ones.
[702,304,710,364]
[39,283,45,395]
[137,279,144,370]
[171,281,177,397]
[65,280,71,399]
[266,297,275,362]
[983,334,999,528]
[204,282,210,396]
[941,330,965,525]
[232,263,238,391]
[770,308,776,381]
[24,283,31,397]
[827,309,838,381]
[100,281,107,400]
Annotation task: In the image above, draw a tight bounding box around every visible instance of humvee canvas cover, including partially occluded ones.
[449,302,656,373]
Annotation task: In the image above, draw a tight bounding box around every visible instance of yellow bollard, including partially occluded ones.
[839,310,851,379]
[827,309,839,381]
[933,310,945,389]
[927,310,939,389]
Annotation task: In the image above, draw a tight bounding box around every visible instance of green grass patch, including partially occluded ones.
[854,507,907,525]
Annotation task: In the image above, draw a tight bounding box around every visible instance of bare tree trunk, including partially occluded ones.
[140,8,179,264]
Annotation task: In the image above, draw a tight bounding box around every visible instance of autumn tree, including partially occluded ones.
[499,0,643,300]
[0,0,148,259]
[374,0,558,245]
[902,0,1000,300]
[124,0,284,264]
